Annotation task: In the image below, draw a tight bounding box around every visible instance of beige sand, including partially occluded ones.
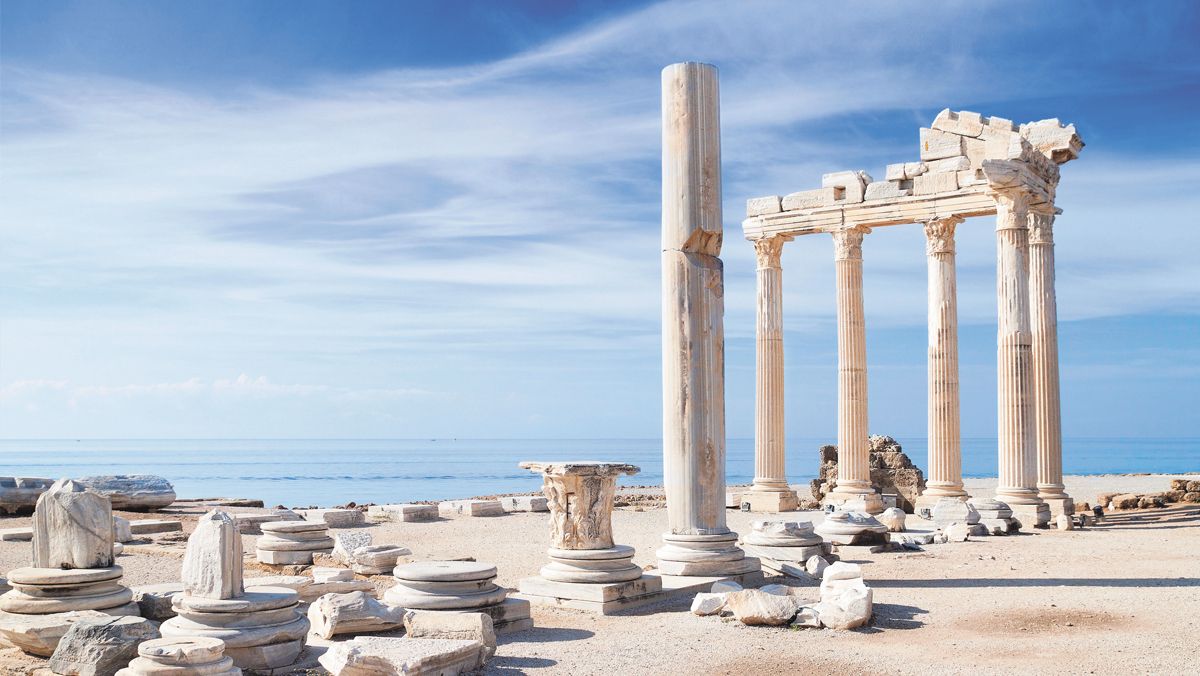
[2,474,1198,674]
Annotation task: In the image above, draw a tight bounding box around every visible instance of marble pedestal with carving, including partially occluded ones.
[515,462,663,614]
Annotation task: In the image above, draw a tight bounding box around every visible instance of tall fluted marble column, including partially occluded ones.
[916,216,968,512]
[826,225,882,514]
[1029,208,1074,516]
[657,62,758,577]
[744,236,798,512]
[993,189,1050,527]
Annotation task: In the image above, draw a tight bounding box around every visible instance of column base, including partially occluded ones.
[1008,502,1051,529]
[740,489,799,513]
[656,532,761,577]
[823,491,884,515]
[1039,496,1075,518]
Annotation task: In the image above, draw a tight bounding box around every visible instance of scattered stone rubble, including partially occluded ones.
[689,562,873,630]
[811,436,926,512]
[1099,480,1200,511]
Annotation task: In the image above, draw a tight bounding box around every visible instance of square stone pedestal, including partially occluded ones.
[446,598,532,633]
[517,575,663,615]
[740,490,799,513]
[1009,503,1052,529]
[1041,497,1075,518]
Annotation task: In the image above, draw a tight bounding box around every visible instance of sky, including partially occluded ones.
[1,0,1198,441]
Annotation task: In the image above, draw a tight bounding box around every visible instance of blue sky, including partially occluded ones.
[1,0,1197,440]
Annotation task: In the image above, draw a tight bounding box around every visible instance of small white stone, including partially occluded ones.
[945,523,971,542]
[690,592,726,616]
[710,580,742,594]
[878,507,906,532]
[791,605,822,628]
[805,555,828,577]
[1056,513,1073,531]
[724,589,804,626]
[112,516,133,543]
[758,584,791,596]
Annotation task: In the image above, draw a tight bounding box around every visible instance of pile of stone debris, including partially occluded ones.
[810,436,926,512]
[1098,479,1200,511]
[690,561,872,631]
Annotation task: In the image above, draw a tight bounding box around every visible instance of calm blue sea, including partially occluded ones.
[0,438,1195,508]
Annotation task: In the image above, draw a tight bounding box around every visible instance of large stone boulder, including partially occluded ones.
[816,562,873,630]
[308,591,406,639]
[318,636,487,675]
[77,476,176,512]
[48,616,160,676]
[723,589,804,626]
[33,479,114,570]
[810,436,926,512]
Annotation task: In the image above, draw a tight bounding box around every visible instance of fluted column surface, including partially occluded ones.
[1029,211,1069,501]
[752,237,788,491]
[994,190,1040,505]
[924,217,967,498]
[832,227,872,495]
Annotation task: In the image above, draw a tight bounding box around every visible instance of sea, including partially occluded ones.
[0,438,1196,508]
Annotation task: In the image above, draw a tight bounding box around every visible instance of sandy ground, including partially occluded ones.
[2,473,1198,675]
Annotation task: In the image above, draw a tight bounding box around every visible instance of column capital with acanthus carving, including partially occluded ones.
[831,225,870,261]
[992,187,1032,232]
[921,215,963,256]
[752,236,786,269]
[1028,208,1055,245]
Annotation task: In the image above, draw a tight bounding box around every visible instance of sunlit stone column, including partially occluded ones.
[825,225,882,514]
[993,189,1050,527]
[916,216,968,512]
[744,236,798,513]
[1029,208,1074,517]
[657,62,758,577]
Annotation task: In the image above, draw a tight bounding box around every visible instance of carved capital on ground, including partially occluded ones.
[921,216,963,256]
[752,236,785,269]
[831,225,869,261]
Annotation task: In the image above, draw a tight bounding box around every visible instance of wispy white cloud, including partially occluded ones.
[1,0,1195,437]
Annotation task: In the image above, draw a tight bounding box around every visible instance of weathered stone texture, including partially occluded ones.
[810,436,926,512]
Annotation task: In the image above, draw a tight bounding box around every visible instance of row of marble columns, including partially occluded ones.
[744,190,1073,522]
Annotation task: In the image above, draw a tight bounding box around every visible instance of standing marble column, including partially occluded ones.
[916,216,968,512]
[826,225,883,514]
[744,236,799,513]
[658,62,757,578]
[993,189,1050,527]
[1029,209,1074,516]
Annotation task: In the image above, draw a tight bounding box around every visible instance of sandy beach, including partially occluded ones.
[2,473,1197,675]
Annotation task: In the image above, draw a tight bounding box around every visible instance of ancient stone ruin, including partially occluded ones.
[810,436,927,513]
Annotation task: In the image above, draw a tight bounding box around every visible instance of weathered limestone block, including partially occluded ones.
[0,477,54,515]
[723,589,803,626]
[308,591,406,639]
[924,156,970,173]
[234,510,300,535]
[863,181,910,201]
[115,637,241,676]
[366,504,438,523]
[931,497,980,527]
[48,615,160,676]
[182,511,243,600]
[957,169,986,186]
[318,637,486,676]
[332,531,373,566]
[878,507,906,532]
[0,610,116,657]
[781,187,837,210]
[437,500,504,518]
[298,508,364,528]
[690,593,726,616]
[944,522,971,541]
[132,583,184,621]
[806,555,828,577]
[256,521,333,565]
[403,610,496,660]
[33,479,114,570]
[812,437,926,512]
[128,519,182,535]
[821,171,868,203]
[313,568,354,583]
[816,562,872,630]
[1019,118,1084,163]
[498,496,549,513]
[746,195,782,216]
[111,517,133,544]
[920,127,964,160]
[1056,513,1073,530]
[931,109,985,137]
[78,476,175,512]
[351,544,412,576]
[885,162,929,181]
[912,171,959,195]
[814,512,887,546]
[518,461,639,550]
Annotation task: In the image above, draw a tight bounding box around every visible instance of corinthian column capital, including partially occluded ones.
[752,236,785,269]
[831,225,869,261]
[921,216,964,256]
[993,188,1032,232]
[1028,209,1055,245]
